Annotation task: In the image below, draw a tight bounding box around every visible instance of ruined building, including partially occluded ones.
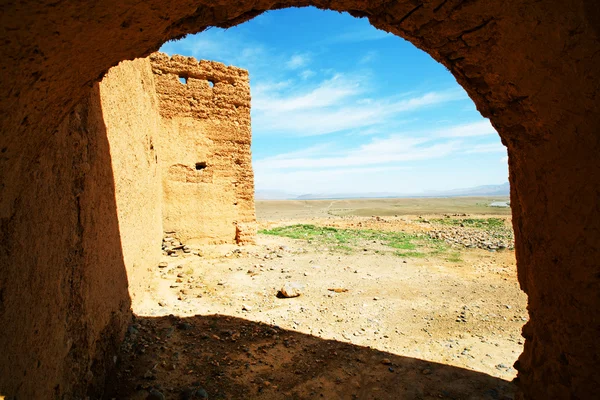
[99,52,256,300]
[107,52,255,249]
[0,1,599,399]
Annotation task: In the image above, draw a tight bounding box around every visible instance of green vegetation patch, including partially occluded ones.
[445,252,463,263]
[259,224,448,258]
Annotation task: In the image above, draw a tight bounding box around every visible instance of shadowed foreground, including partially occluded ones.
[107,314,515,399]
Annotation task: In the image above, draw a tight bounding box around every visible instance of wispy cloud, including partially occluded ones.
[254,136,461,171]
[286,53,311,69]
[359,50,378,64]
[264,143,335,160]
[252,78,468,136]
[254,119,504,177]
[161,30,270,72]
[434,120,496,138]
[299,69,316,80]
[464,143,506,154]
[253,74,364,112]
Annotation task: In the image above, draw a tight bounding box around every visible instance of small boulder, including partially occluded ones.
[278,282,301,298]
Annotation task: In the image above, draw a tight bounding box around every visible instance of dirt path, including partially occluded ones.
[113,215,525,399]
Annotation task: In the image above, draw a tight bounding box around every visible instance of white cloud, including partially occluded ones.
[265,143,334,160]
[252,83,467,137]
[359,51,377,64]
[434,120,496,138]
[286,53,311,70]
[253,74,364,113]
[252,80,293,96]
[464,143,506,154]
[254,136,461,171]
[299,69,316,80]
[161,31,269,71]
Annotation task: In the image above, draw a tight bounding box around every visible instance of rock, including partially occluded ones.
[143,369,156,380]
[196,387,209,399]
[422,368,432,375]
[328,288,349,293]
[381,358,392,365]
[147,389,165,400]
[278,282,301,298]
[158,262,168,268]
[180,386,208,399]
[242,304,252,311]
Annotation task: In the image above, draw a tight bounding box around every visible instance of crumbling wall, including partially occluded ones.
[150,53,256,245]
[98,53,256,301]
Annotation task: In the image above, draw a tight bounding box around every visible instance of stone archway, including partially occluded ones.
[0,1,598,399]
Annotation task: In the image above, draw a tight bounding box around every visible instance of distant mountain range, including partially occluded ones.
[256,182,510,200]
[420,182,510,197]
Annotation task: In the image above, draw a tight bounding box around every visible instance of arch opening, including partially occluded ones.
[109,7,526,397]
[0,1,598,400]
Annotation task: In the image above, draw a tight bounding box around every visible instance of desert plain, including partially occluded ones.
[109,196,525,400]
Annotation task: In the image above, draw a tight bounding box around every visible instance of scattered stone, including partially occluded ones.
[381,358,392,365]
[278,282,301,298]
[328,288,349,293]
[242,304,252,312]
[158,262,168,268]
[196,387,209,399]
[180,385,208,400]
[143,369,156,380]
[147,388,165,400]
[428,223,514,250]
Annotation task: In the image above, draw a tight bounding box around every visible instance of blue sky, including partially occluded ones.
[160,7,508,195]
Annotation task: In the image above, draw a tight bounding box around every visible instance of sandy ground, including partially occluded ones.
[110,201,525,400]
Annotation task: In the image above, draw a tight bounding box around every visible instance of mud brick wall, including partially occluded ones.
[100,58,165,307]
[150,53,256,245]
